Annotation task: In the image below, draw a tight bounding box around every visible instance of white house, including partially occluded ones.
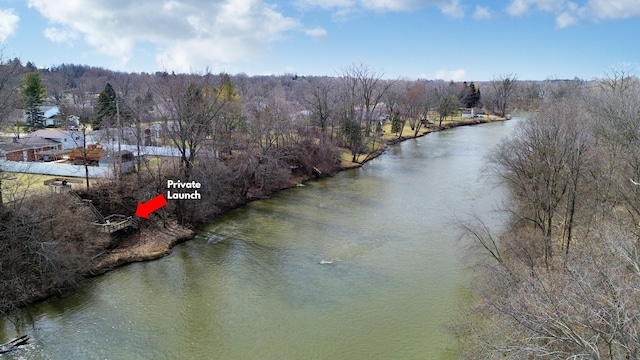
[28,129,84,150]
[43,106,60,127]
[42,106,80,127]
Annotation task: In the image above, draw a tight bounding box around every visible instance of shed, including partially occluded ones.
[99,150,135,173]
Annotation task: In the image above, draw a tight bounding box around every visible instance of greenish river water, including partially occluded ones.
[1,119,518,359]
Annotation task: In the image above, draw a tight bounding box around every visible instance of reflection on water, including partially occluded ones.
[1,119,517,360]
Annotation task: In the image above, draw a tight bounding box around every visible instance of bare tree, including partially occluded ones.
[458,72,640,359]
[152,72,228,180]
[126,86,155,177]
[0,55,23,206]
[489,73,518,117]
[382,79,407,138]
[489,96,594,266]
[212,74,244,157]
[0,57,21,121]
[587,69,640,223]
[299,76,337,143]
[338,63,392,162]
[337,67,363,162]
[459,222,640,359]
[403,81,434,137]
[0,192,108,314]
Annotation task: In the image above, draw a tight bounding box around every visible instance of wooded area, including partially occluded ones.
[456,69,640,359]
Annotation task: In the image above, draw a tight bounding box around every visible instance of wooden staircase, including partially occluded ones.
[65,188,138,234]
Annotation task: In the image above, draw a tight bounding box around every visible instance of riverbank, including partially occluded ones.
[341,116,502,168]
[90,117,504,275]
[4,117,520,359]
[90,221,195,275]
[0,116,505,314]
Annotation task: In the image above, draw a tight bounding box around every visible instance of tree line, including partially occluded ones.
[456,69,640,359]
[0,56,538,314]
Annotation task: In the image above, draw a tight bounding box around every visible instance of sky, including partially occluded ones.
[0,0,639,81]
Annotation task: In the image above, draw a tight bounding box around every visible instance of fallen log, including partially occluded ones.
[0,335,29,354]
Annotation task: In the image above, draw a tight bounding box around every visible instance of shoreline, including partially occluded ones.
[4,117,506,312]
[90,117,503,274]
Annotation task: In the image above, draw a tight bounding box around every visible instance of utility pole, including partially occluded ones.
[82,124,89,190]
[115,97,122,180]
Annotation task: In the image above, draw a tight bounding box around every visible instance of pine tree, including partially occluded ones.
[21,72,47,131]
[463,82,481,108]
[390,112,403,135]
[218,73,240,101]
[92,83,117,129]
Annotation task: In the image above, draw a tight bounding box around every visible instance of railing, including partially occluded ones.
[65,188,106,223]
[92,214,138,234]
[53,185,138,234]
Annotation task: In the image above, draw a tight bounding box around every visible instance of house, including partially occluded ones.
[28,129,84,150]
[21,136,65,161]
[0,137,63,162]
[0,141,38,162]
[43,106,60,127]
[14,106,80,128]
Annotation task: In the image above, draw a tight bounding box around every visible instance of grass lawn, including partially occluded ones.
[340,151,366,168]
[1,172,89,204]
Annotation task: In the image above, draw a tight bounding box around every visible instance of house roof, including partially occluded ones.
[0,136,64,154]
[29,129,70,139]
[0,141,35,153]
[43,106,60,119]
[21,136,60,147]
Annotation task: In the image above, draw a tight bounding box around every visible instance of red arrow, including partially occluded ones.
[135,194,167,219]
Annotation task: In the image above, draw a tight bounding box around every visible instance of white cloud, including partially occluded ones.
[472,5,491,20]
[505,0,640,27]
[297,0,465,17]
[556,12,578,27]
[437,0,464,18]
[44,27,79,43]
[304,27,328,41]
[0,8,19,43]
[506,0,561,16]
[584,0,640,20]
[27,0,302,72]
[296,0,355,9]
[365,0,438,12]
[435,69,467,81]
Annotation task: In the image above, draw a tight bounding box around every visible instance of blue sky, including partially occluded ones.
[0,0,638,81]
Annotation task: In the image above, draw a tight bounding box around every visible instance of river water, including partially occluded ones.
[1,119,518,359]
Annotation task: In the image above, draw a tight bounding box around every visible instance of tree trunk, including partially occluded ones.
[0,335,29,354]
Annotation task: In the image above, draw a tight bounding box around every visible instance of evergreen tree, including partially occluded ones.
[92,83,117,129]
[390,112,403,135]
[21,72,47,131]
[218,73,240,101]
[463,82,481,108]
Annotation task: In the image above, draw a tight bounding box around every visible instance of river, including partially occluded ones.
[1,119,518,359]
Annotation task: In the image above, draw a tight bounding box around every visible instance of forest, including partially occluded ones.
[456,69,640,359]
